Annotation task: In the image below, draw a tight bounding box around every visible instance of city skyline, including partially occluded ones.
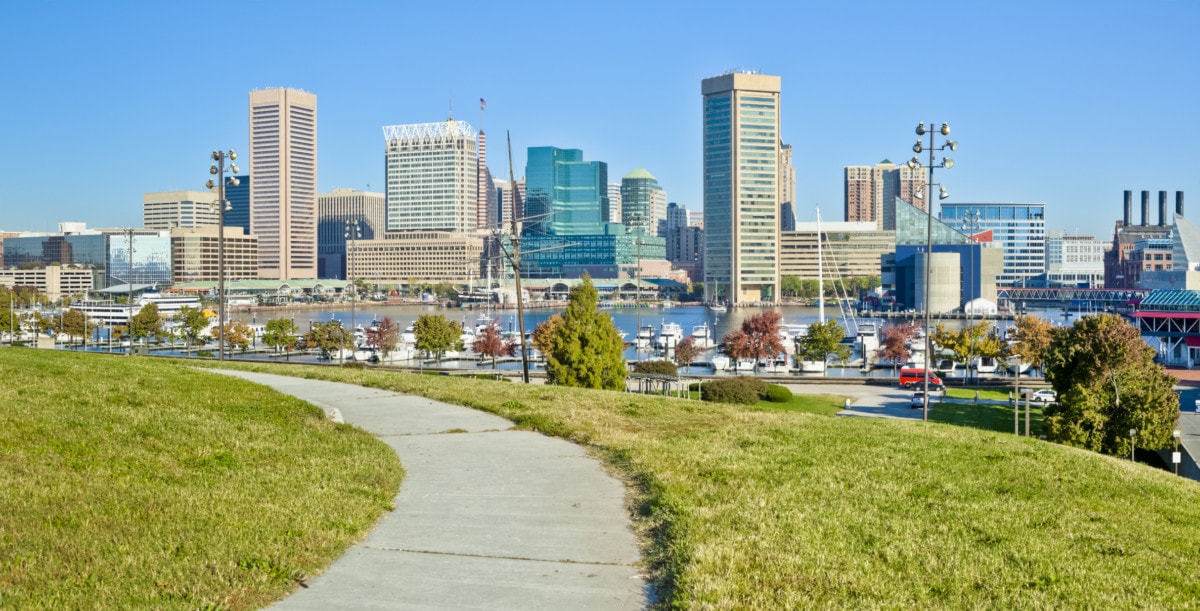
[0,1,1197,239]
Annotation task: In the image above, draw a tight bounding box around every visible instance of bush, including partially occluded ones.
[703,377,768,405]
[634,360,678,376]
[762,384,792,403]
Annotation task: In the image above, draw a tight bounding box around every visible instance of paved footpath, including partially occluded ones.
[214,371,646,610]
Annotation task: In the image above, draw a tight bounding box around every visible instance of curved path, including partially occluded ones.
[215,371,646,610]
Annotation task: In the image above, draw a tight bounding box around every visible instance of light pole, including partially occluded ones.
[345,219,362,364]
[1173,428,1182,475]
[1129,428,1137,462]
[961,208,980,384]
[907,121,958,422]
[125,227,135,356]
[206,149,239,362]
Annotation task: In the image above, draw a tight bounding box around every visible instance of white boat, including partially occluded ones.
[351,349,374,361]
[972,355,999,374]
[734,359,756,372]
[708,303,727,313]
[400,325,416,346]
[73,292,202,327]
[689,323,715,350]
[1005,355,1031,374]
[655,322,684,350]
[659,299,675,309]
[636,325,655,348]
[757,357,790,373]
[710,354,731,371]
[799,359,827,373]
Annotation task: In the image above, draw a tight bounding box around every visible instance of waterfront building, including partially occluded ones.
[249,87,318,280]
[1105,190,1180,288]
[941,203,1046,287]
[844,160,925,230]
[1135,289,1200,368]
[701,71,782,305]
[667,225,703,283]
[316,189,385,279]
[347,231,484,290]
[1044,231,1106,288]
[142,190,218,230]
[170,226,258,284]
[780,222,894,281]
[886,199,1001,311]
[5,227,175,290]
[525,147,610,236]
[0,265,94,301]
[383,119,479,234]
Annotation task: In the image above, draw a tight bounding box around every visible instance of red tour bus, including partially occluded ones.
[899,367,944,389]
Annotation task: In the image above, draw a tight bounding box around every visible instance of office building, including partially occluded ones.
[779,143,795,214]
[142,190,218,230]
[780,202,796,232]
[225,175,250,235]
[886,199,1001,310]
[621,169,666,236]
[701,70,782,305]
[941,203,1046,286]
[607,183,623,223]
[1045,231,1105,288]
[525,147,610,236]
[316,189,386,279]
[1105,190,1181,288]
[249,87,318,280]
[170,226,258,283]
[383,119,478,234]
[0,265,95,302]
[844,160,925,229]
[477,130,494,231]
[347,231,484,288]
[779,222,894,281]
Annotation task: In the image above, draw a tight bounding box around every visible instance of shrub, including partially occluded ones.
[634,360,678,376]
[762,384,793,403]
[703,377,768,405]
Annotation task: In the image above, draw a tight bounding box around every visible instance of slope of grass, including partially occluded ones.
[197,362,1200,608]
[0,350,402,609]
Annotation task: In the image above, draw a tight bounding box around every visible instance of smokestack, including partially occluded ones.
[1159,190,1168,226]
[1141,190,1150,226]
[1123,190,1132,226]
[1178,191,1185,219]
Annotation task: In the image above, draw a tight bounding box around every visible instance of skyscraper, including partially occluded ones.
[523,147,608,236]
[142,190,218,230]
[477,130,494,231]
[701,71,781,305]
[844,160,925,229]
[620,169,666,235]
[607,183,623,223]
[249,87,317,280]
[383,119,478,234]
[316,188,385,279]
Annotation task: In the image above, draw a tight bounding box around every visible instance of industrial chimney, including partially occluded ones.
[1178,191,1185,219]
[1141,190,1150,226]
[1159,190,1168,226]
[1123,190,1132,226]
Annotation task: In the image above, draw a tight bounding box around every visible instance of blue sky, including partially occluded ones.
[1,0,1196,238]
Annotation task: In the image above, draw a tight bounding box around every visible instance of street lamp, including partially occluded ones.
[206,149,239,362]
[1129,428,1137,462]
[345,219,362,365]
[907,121,957,422]
[961,208,981,383]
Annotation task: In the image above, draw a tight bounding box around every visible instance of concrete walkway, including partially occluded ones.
[214,370,646,610]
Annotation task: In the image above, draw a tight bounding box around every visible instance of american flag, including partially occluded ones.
[480,98,487,110]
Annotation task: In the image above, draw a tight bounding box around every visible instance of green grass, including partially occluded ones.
[0,350,403,609]
[933,398,1047,435]
[945,386,1015,402]
[198,360,1200,609]
[756,393,844,416]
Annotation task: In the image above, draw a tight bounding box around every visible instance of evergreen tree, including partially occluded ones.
[545,275,627,389]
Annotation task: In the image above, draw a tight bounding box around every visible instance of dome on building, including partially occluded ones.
[623,168,656,181]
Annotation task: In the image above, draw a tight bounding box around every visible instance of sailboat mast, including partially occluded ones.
[816,205,824,323]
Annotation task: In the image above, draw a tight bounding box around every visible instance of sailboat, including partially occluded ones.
[798,205,828,373]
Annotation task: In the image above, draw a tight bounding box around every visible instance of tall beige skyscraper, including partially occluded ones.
[844,160,924,230]
[383,119,478,234]
[701,71,781,305]
[249,87,317,280]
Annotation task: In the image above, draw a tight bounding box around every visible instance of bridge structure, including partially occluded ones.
[997,287,1151,309]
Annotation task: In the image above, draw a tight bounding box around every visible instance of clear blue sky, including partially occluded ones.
[1,1,1196,239]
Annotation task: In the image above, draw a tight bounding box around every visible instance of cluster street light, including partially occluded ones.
[344,219,362,366]
[206,149,239,362]
[907,121,958,421]
[960,208,981,382]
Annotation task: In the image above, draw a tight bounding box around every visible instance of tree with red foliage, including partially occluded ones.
[720,310,786,374]
[472,318,512,370]
[674,336,702,374]
[365,316,400,361]
[877,321,918,374]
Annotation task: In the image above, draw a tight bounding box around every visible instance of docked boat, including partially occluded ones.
[708,303,727,313]
[758,357,791,374]
[1005,355,1031,374]
[689,323,715,350]
[655,322,684,350]
[73,292,202,327]
[972,355,999,374]
[636,325,655,348]
[799,358,827,373]
[710,354,731,371]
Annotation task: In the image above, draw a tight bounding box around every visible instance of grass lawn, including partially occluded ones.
[0,350,402,609]
[201,361,1200,609]
[932,397,1046,436]
[945,386,1015,402]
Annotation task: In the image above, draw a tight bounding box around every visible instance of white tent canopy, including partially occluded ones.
[963,297,998,316]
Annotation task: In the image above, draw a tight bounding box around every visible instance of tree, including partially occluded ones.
[674,336,702,373]
[472,319,513,370]
[60,308,94,347]
[366,316,400,361]
[780,275,803,298]
[543,274,627,389]
[1007,314,1055,372]
[531,314,563,354]
[930,321,1000,383]
[720,310,785,373]
[1043,313,1178,457]
[173,306,210,353]
[796,318,851,365]
[216,320,253,353]
[262,318,300,359]
[798,279,820,301]
[130,302,164,346]
[306,321,352,360]
[413,314,461,361]
[877,322,917,373]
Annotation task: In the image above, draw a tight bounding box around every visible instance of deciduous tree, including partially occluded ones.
[720,310,785,373]
[1007,314,1055,372]
[60,308,94,347]
[472,319,512,370]
[877,322,917,373]
[366,316,400,361]
[531,314,563,354]
[796,318,851,365]
[174,306,210,353]
[674,336,701,373]
[216,320,253,353]
[262,318,300,359]
[413,314,461,361]
[543,275,626,389]
[1043,313,1178,457]
[130,302,164,346]
[306,321,353,360]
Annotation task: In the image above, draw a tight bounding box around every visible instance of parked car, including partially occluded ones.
[911,391,929,408]
[1030,389,1058,403]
